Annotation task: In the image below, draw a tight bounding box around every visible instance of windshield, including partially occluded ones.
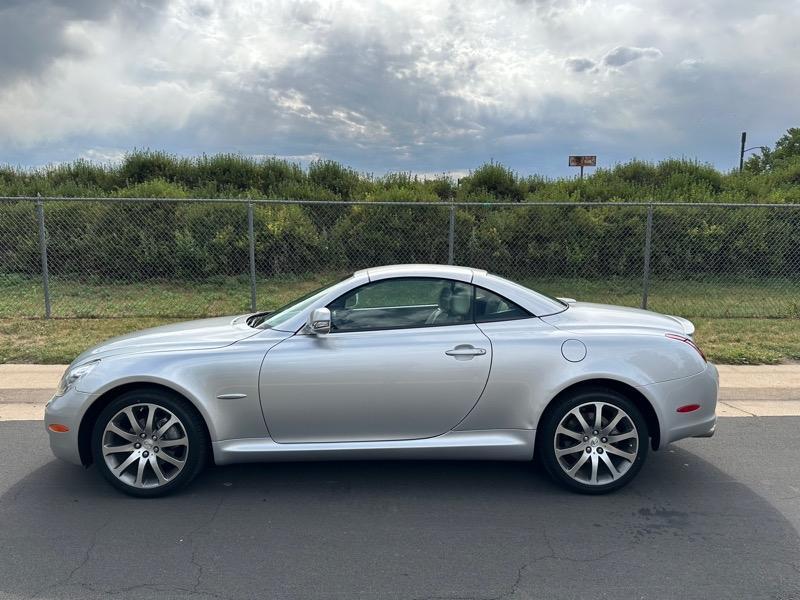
[249,277,349,329]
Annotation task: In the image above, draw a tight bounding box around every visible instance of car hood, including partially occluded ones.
[540,302,692,336]
[71,315,261,365]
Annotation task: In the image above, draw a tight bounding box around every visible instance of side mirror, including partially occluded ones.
[306,307,332,335]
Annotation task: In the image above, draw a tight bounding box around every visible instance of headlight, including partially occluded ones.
[54,360,100,396]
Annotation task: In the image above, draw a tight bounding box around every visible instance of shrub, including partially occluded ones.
[458,162,525,202]
[1,130,798,283]
[308,160,362,199]
[118,150,190,185]
[331,187,448,268]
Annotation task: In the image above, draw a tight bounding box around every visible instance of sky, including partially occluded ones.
[0,0,798,177]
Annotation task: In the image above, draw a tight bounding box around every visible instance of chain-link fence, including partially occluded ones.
[2,197,799,320]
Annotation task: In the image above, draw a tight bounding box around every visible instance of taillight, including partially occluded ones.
[665,332,706,362]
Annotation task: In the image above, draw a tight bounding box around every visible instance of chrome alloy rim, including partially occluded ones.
[101,404,189,488]
[554,402,639,486]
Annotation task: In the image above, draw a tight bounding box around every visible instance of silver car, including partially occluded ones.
[45,264,718,497]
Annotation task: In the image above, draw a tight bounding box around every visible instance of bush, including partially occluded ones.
[252,203,323,275]
[458,162,525,202]
[463,205,646,278]
[331,187,448,268]
[0,130,798,283]
[118,150,191,185]
[308,160,362,199]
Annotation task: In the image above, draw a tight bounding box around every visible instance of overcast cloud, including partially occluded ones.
[0,0,797,175]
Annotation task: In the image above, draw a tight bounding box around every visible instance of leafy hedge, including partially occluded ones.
[3,196,798,282]
[1,130,799,282]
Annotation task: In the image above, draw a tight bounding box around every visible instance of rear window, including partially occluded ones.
[474,287,531,322]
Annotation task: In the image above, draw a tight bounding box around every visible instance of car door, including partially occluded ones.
[259,277,492,443]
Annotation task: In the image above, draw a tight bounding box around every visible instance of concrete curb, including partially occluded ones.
[0,364,67,389]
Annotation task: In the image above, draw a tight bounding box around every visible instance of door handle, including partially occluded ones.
[445,346,487,357]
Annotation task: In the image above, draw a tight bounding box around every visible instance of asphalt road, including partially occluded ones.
[1,418,799,600]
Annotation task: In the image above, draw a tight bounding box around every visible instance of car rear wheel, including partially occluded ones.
[92,389,208,497]
[539,388,648,494]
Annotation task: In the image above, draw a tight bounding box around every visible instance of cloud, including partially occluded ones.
[565,57,597,73]
[0,0,798,175]
[79,147,127,164]
[601,46,663,68]
[0,0,104,81]
[0,0,167,81]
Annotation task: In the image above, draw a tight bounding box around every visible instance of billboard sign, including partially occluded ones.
[569,155,597,167]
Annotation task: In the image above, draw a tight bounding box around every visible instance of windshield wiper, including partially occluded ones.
[246,311,273,328]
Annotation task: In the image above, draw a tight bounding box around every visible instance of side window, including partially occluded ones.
[328,278,473,332]
[474,287,531,323]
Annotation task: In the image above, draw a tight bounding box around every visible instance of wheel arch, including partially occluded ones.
[538,378,661,451]
[77,382,213,467]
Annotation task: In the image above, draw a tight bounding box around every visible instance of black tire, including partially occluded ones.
[92,388,208,498]
[538,387,648,494]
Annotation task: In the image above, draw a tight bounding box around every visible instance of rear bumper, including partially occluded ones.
[693,421,716,438]
[638,362,719,449]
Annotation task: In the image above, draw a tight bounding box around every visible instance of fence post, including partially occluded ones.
[35,195,52,319]
[247,202,257,311]
[447,204,455,265]
[641,204,653,310]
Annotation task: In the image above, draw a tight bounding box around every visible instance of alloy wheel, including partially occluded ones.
[101,403,189,489]
[553,401,639,486]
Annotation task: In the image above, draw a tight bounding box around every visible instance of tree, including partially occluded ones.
[744,128,800,173]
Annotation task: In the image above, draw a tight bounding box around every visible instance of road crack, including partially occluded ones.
[188,494,226,595]
[29,515,113,599]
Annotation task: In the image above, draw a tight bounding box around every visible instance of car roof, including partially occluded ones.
[356,264,487,283]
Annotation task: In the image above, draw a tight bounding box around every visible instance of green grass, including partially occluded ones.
[520,277,800,319]
[1,274,798,364]
[0,273,342,319]
[692,318,800,364]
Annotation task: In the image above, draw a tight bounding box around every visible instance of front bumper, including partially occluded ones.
[638,362,719,449]
[44,387,92,466]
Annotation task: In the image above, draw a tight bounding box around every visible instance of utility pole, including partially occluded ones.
[738,131,762,172]
[739,131,746,172]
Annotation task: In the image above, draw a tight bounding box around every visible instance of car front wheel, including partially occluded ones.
[539,388,648,494]
[92,389,208,497]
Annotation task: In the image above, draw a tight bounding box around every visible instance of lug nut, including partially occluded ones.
[597,448,604,454]
[583,436,589,441]
[593,430,599,435]
[154,447,159,453]
[601,437,607,443]
[134,442,141,449]
[585,447,592,453]
[142,451,149,458]
[139,433,146,439]
[152,435,157,440]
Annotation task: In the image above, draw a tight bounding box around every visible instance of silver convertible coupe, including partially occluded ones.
[46,264,718,497]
